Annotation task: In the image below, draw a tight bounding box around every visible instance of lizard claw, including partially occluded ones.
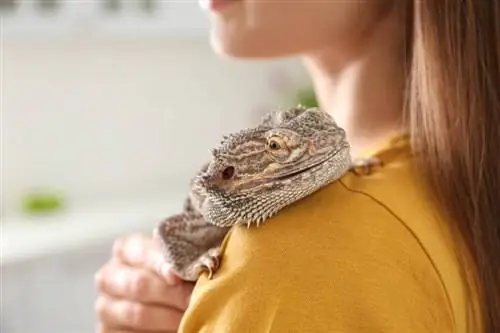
[349,156,383,176]
[206,266,215,280]
[194,248,222,280]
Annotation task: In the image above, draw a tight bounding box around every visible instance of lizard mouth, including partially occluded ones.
[275,145,348,179]
[236,144,350,191]
[273,157,330,180]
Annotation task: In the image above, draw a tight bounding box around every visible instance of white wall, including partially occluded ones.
[2,38,311,217]
[1,36,312,333]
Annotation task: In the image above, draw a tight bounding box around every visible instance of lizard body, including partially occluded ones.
[154,106,378,281]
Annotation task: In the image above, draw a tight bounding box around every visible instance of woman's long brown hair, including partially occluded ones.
[407,0,500,332]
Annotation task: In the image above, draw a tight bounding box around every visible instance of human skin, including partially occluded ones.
[206,0,407,157]
[94,234,194,332]
[94,0,408,332]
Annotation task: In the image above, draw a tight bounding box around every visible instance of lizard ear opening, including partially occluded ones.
[221,166,235,180]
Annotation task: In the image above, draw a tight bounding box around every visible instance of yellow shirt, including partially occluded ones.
[179,135,470,333]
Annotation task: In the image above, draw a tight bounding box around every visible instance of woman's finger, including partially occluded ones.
[112,234,155,267]
[95,295,184,332]
[95,261,193,310]
[112,233,186,285]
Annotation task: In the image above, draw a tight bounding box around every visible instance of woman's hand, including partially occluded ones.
[94,233,194,333]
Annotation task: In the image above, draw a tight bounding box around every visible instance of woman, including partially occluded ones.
[94,0,500,332]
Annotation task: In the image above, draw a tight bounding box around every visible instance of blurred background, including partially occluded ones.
[1,1,316,332]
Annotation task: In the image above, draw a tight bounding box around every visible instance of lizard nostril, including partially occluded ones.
[221,166,235,180]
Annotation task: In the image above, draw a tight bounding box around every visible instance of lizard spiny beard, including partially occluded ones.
[199,145,351,227]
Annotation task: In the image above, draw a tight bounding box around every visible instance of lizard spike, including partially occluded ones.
[155,106,351,282]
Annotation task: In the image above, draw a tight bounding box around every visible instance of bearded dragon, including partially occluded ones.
[153,106,380,281]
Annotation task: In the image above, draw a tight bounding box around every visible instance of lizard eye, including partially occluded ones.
[265,135,292,162]
[221,166,235,180]
[267,138,282,151]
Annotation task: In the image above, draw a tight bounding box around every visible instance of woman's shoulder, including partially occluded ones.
[239,138,448,260]
[221,151,448,272]
[179,139,462,333]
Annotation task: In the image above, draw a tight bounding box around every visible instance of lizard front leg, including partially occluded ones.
[153,212,230,281]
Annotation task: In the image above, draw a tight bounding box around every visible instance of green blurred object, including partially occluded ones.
[22,191,65,215]
[295,87,319,108]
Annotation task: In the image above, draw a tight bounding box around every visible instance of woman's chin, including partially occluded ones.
[208,32,302,60]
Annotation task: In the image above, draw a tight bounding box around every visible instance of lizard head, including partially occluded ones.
[194,106,351,227]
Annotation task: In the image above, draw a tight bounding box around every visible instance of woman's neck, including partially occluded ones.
[302,4,407,158]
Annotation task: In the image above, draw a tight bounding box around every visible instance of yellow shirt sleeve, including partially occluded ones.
[178,136,466,333]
